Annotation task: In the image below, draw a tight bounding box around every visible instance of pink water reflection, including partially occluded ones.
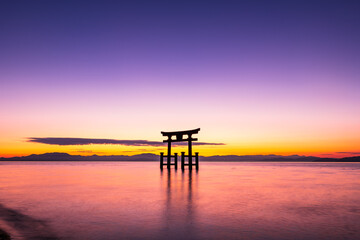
[0,162,359,239]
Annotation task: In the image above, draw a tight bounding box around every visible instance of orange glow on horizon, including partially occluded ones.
[1,139,359,159]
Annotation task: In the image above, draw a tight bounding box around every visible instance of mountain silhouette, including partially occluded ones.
[1,153,360,162]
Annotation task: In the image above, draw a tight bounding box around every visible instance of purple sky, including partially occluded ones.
[1,0,359,157]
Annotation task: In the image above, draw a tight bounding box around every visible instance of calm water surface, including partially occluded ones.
[0,162,360,240]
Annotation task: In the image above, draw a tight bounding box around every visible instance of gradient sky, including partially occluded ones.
[1,0,359,157]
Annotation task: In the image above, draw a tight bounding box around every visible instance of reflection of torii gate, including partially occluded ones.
[160,128,200,170]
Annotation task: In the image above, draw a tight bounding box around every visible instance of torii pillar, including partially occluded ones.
[160,128,200,171]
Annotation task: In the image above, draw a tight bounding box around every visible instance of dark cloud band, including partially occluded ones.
[27,137,225,147]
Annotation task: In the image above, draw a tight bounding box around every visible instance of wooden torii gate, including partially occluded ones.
[160,128,200,170]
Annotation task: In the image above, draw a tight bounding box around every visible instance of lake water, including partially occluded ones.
[0,161,360,240]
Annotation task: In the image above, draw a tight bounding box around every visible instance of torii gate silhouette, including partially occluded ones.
[160,128,200,170]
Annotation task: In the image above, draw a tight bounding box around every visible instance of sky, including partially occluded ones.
[0,0,359,158]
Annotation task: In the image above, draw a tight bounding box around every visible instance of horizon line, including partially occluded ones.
[2,152,360,159]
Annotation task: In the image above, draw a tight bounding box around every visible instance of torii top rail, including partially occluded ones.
[160,128,200,170]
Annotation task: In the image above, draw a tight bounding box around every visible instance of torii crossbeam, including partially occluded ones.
[160,128,200,170]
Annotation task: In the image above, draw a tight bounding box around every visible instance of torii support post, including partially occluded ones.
[195,152,199,170]
[181,152,185,170]
[174,153,178,170]
[167,140,171,169]
[160,152,164,170]
[160,128,200,170]
[188,136,192,170]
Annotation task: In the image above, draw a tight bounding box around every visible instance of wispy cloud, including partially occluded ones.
[336,152,360,155]
[71,150,105,154]
[27,137,225,147]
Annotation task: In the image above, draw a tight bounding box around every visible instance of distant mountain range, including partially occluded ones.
[1,152,360,162]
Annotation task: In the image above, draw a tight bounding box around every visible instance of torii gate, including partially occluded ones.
[160,128,200,170]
